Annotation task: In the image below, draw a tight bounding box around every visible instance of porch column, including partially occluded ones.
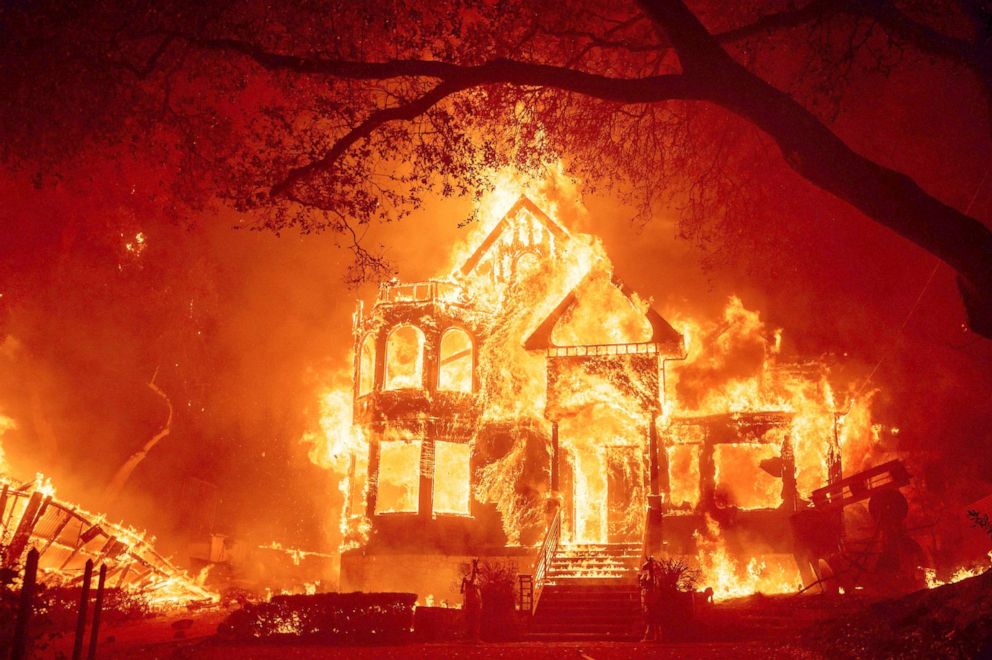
[550,421,560,492]
[365,436,380,519]
[648,417,660,496]
[644,417,664,557]
[419,438,435,519]
[545,421,562,531]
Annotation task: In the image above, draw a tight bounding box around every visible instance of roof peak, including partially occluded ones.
[458,194,569,277]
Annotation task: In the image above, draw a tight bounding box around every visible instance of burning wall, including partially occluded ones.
[312,182,888,601]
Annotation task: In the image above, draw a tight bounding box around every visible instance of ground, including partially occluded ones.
[33,576,992,659]
[38,593,839,659]
[140,640,812,659]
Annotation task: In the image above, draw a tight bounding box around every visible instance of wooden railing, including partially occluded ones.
[528,506,562,613]
[375,279,464,305]
[546,342,659,357]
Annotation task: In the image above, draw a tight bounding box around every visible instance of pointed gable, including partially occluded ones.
[458,195,570,280]
[524,271,684,356]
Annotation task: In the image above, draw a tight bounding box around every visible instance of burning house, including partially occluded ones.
[336,194,872,603]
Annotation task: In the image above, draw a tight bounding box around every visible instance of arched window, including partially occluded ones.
[384,325,425,390]
[358,334,376,396]
[438,328,473,393]
[513,251,541,279]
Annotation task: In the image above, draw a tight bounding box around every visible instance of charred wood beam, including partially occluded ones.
[2,492,48,569]
[38,509,74,559]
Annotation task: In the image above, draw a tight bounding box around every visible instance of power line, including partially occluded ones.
[853,166,990,401]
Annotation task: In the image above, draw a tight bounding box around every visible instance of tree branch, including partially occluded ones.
[190,13,992,337]
[639,0,992,336]
[712,0,987,94]
[102,369,173,504]
[714,0,842,44]
[208,51,699,196]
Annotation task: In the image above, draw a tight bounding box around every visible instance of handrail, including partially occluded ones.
[529,505,562,613]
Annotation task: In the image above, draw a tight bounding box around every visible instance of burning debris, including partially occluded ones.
[0,473,217,610]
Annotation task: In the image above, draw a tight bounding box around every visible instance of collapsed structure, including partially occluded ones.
[338,196,857,601]
[0,475,215,607]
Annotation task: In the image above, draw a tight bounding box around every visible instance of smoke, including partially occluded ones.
[0,413,13,475]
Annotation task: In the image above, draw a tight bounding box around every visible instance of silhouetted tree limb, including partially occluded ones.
[103,368,173,504]
[184,1,992,337]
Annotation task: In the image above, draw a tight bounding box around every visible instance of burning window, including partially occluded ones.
[358,334,375,396]
[375,440,421,513]
[433,441,471,515]
[713,444,781,510]
[384,325,424,390]
[438,328,473,393]
[667,444,701,508]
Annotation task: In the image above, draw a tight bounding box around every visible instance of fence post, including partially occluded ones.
[10,547,39,660]
[72,558,93,660]
[87,563,107,660]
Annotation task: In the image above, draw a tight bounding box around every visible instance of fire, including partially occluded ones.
[924,552,992,589]
[302,382,370,551]
[694,515,801,600]
[307,169,887,604]
[0,412,15,474]
[0,472,218,610]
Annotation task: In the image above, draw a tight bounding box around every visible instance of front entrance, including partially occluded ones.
[606,446,644,543]
[559,429,646,544]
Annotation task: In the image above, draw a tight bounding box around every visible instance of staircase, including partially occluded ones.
[529,542,642,640]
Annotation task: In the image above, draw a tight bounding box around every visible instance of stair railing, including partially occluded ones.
[529,505,562,613]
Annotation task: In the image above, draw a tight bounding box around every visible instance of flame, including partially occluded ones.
[694,515,801,600]
[924,552,992,589]
[0,413,15,475]
[302,380,370,551]
[305,170,885,604]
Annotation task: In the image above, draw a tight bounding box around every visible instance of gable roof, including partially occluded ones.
[458,195,569,277]
[523,272,684,356]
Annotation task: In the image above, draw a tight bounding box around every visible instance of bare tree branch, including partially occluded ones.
[181,10,992,337]
[103,368,173,504]
[638,0,992,336]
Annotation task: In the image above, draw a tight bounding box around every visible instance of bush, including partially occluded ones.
[653,558,700,594]
[218,592,417,643]
[471,560,519,641]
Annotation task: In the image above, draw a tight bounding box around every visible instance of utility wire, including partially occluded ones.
[852,166,990,401]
